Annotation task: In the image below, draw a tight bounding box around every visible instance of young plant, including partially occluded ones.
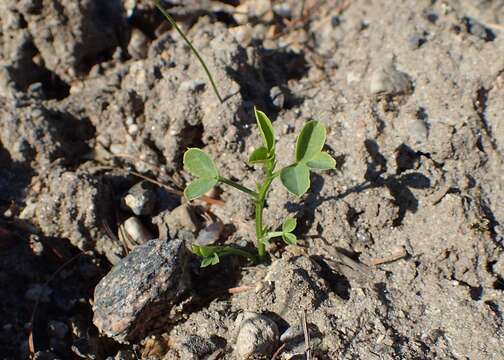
[184,108,335,266]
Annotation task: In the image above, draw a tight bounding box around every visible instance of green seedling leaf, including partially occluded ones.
[282,232,297,245]
[184,148,219,179]
[306,152,336,170]
[200,257,212,267]
[280,163,310,197]
[255,107,275,154]
[184,178,218,200]
[192,244,221,258]
[295,121,326,163]
[200,252,220,267]
[210,252,220,265]
[282,217,297,233]
[248,146,270,164]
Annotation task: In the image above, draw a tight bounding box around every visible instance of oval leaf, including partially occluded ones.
[201,257,213,267]
[248,146,270,164]
[306,152,336,170]
[282,232,297,245]
[184,148,219,179]
[184,178,218,200]
[280,163,310,197]
[282,217,297,233]
[255,107,275,153]
[295,121,326,163]
[210,253,220,265]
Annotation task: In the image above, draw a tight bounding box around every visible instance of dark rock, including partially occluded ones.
[177,335,224,360]
[463,16,495,42]
[93,239,191,343]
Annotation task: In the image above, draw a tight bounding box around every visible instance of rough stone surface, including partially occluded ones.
[93,239,191,343]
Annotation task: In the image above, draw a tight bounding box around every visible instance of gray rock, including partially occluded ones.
[279,323,322,359]
[234,312,279,359]
[409,118,429,143]
[122,181,156,216]
[48,320,69,340]
[369,64,413,95]
[273,3,292,18]
[122,216,153,248]
[93,239,191,343]
[270,86,285,110]
[195,220,224,247]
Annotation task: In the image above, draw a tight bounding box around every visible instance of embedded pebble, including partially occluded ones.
[273,3,292,18]
[270,86,285,109]
[122,181,156,216]
[280,324,304,343]
[234,312,279,359]
[128,29,149,60]
[93,239,191,343]
[463,16,495,41]
[369,64,413,95]
[279,324,322,359]
[29,234,44,256]
[123,216,153,247]
[195,220,224,247]
[409,118,429,143]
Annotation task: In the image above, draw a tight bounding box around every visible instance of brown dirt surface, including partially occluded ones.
[1,0,503,359]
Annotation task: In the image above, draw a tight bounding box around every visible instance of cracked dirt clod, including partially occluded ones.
[92,238,191,343]
[16,0,128,82]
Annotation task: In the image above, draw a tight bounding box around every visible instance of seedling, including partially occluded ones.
[184,108,336,266]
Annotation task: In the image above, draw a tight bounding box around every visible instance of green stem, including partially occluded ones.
[218,177,259,199]
[262,231,284,242]
[152,0,224,103]
[255,176,274,258]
